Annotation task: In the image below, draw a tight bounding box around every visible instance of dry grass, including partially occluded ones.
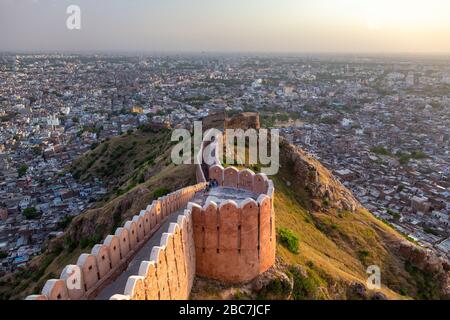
[273,175,413,299]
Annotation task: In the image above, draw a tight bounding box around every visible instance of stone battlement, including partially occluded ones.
[108,165,275,300]
[26,131,276,300]
[25,183,206,300]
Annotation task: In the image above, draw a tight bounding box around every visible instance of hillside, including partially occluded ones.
[1,128,448,300]
[191,139,449,300]
[0,126,197,300]
[70,127,176,197]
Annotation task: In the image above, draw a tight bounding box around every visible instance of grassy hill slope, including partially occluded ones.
[191,140,448,300]
[272,140,448,300]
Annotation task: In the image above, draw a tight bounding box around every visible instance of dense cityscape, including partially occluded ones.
[0,53,449,276]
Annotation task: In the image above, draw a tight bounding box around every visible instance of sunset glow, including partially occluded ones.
[0,0,449,53]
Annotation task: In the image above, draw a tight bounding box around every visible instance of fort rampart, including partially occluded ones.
[192,165,275,283]
[26,129,276,300]
[25,183,205,300]
[108,165,275,299]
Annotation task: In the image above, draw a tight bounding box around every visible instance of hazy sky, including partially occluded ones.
[1,0,450,53]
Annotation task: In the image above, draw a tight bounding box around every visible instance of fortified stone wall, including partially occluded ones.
[110,207,197,300]
[26,119,276,300]
[197,112,260,183]
[109,165,275,299]
[196,130,221,183]
[25,183,206,300]
[192,165,275,283]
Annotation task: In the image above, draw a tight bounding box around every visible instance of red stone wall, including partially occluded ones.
[27,183,206,300]
[192,182,275,283]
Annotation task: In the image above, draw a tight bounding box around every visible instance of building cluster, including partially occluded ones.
[0,54,448,273]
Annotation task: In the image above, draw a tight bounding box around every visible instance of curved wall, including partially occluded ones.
[26,129,276,300]
[25,183,206,300]
[191,165,276,283]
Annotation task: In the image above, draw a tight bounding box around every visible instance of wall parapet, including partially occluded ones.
[107,164,275,299]
[27,125,277,300]
[209,165,271,195]
[25,182,206,300]
[191,166,275,283]
[108,208,196,300]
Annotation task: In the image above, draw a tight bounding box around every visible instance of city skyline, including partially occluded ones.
[1,0,450,54]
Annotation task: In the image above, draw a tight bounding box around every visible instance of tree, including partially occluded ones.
[18,164,28,178]
[23,207,40,220]
[32,146,42,156]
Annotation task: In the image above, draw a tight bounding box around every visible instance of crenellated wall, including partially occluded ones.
[110,207,197,300]
[196,130,221,183]
[191,165,276,283]
[110,165,275,300]
[25,183,206,300]
[26,128,276,301]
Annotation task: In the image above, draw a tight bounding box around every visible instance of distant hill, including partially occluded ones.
[0,127,448,300]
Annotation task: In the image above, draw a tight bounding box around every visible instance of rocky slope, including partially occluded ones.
[273,139,449,299]
[191,138,449,300]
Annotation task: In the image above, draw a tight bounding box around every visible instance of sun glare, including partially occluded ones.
[362,0,446,31]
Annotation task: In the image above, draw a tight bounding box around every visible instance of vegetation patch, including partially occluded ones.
[22,207,40,220]
[371,146,391,156]
[153,187,171,199]
[18,164,28,177]
[277,227,299,254]
[288,266,326,300]
[256,277,292,300]
[404,261,440,300]
[357,249,370,264]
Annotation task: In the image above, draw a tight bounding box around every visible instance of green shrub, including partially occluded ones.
[289,266,322,300]
[410,150,427,159]
[18,164,28,177]
[57,216,74,230]
[31,254,56,282]
[23,207,40,220]
[404,261,440,299]
[80,233,102,249]
[371,146,390,156]
[64,236,77,252]
[153,187,170,199]
[397,154,410,165]
[357,249,370,263]
[423,227,440,236]
[256,278,292,300]
[277,228,299,254]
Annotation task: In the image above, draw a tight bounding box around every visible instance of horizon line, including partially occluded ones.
[2,50,450,58]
